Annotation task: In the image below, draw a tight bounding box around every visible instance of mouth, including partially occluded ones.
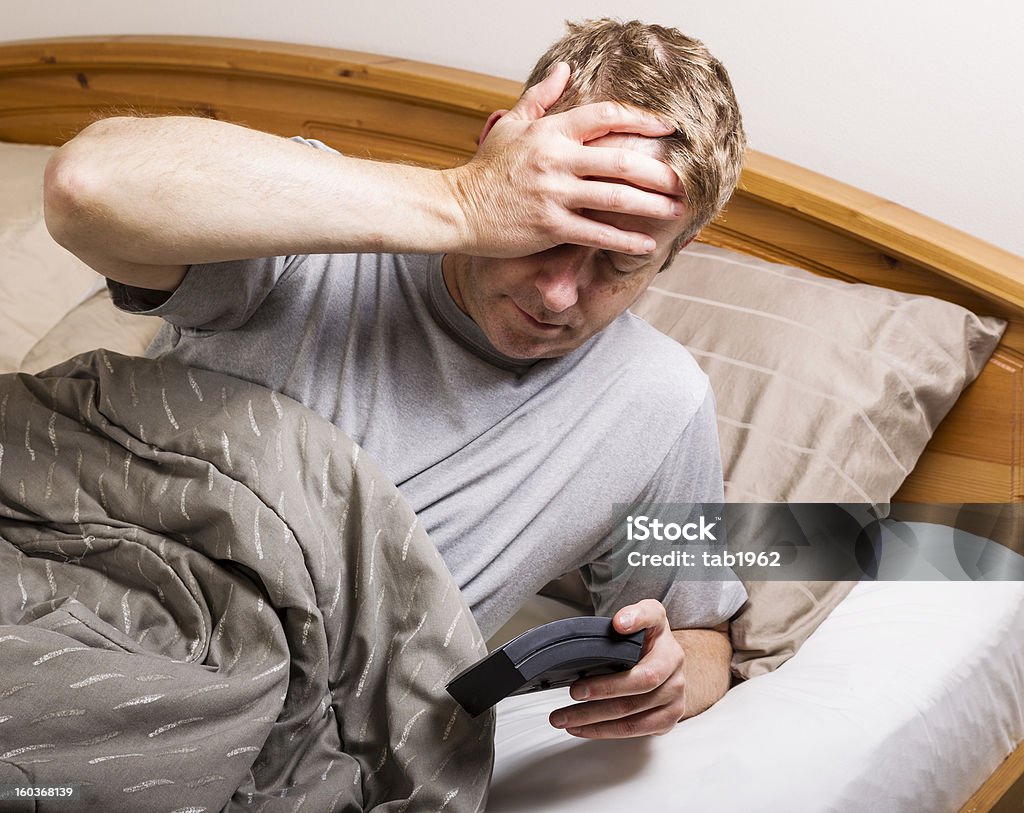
[513,302,566,331]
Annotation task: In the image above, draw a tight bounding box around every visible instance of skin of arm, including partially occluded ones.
[42,63,684,292]
[549,599,733,738]
[671,622,733,719]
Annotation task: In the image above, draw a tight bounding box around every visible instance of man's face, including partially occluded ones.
[443,134,688,360]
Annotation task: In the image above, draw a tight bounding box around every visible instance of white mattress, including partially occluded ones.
[489,525,1024,813]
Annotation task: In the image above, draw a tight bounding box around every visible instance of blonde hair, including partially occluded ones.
[525,18,746,260]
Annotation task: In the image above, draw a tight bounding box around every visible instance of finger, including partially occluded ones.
[556,100,675,142]
[568,179,684,221]
[508,61,571,121]
[564,706,682,739]
[550,689,663,731]
[615,598,668,635]
[572,145,685,196]
[569,643,679,702]
[558,212,657,255]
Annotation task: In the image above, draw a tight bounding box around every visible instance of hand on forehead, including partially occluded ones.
[580,133,689,263]
[582,132,681,196]
[582,131,684,194]
[465,62,691,260]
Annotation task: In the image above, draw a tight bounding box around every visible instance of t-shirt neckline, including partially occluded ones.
[426,254,539,373]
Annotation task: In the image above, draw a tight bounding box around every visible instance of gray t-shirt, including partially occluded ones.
[108,152,745,638]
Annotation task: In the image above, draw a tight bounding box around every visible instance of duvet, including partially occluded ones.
[0,351,493,812]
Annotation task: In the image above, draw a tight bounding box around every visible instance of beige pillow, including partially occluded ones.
[21,287,161,373]
[631,242,1006,679]
[0,141,103,373]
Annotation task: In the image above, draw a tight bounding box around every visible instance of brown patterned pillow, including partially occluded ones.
[632,242,1005,679]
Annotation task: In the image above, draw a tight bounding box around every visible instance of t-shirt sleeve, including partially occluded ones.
[583,385,748,629]
[107,255,296,332]
[107,136,340,332]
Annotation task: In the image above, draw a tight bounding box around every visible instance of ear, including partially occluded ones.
[658,235,697,273]
[478,109,509,145]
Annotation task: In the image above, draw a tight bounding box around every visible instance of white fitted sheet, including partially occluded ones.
[490,527,1024,813]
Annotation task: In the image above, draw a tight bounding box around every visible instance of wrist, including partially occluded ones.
[673,627,733,719]
[438,164,482,255]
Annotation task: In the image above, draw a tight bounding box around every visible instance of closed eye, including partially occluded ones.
[600,251,632,275]
[600,250,648,276]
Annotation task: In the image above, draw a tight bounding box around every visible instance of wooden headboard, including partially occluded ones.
[1,34,1021,517]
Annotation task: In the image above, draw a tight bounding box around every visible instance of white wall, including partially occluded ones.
[6,0,1022,257]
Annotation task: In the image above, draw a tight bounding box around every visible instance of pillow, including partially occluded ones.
[0,141,103,372]
[630,242,1006,679]
[21,287,162,373]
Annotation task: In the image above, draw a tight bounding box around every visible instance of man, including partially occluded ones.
[44,19,747,739]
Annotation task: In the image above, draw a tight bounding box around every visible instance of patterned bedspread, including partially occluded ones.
[0,351,493,812]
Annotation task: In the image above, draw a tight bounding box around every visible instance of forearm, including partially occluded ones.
[44,81,683,289]
[43,116,464,268]
[672,625,733,719]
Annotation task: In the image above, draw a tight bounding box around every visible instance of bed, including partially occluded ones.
[0,35,1021,812]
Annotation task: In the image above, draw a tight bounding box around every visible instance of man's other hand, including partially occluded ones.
[547,599,732,739]
[445,62,685,259]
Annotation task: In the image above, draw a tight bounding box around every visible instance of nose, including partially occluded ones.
[535,247,592,313]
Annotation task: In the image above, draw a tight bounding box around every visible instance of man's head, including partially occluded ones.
[444,18,745,360]
[525,18,746,259]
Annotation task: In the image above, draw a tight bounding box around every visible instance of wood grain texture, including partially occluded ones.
[0,39,1020,809]
[959,739,1024,813]
[738,151,1024,313]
